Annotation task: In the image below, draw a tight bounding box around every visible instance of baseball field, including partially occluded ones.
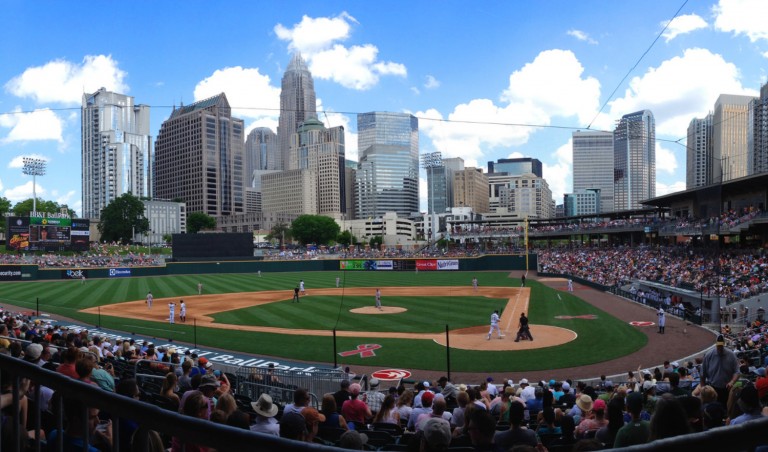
[0,269,650,373]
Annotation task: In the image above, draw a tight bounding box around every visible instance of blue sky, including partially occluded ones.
[1,0,767,216]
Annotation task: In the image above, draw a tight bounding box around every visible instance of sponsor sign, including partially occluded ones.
[109,268,132,278]
[416,260,437,271]
[62,269,88,280]
[340,260,365,270]
[375,260,393,270]
[0,266,22,281]
[437,259,459,270]
[371,369,412,380]
[6,216,89,252]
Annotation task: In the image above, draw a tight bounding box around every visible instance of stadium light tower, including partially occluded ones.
[22,157,46,214]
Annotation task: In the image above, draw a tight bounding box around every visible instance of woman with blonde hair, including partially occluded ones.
[396,389,414,423]
[373,395,400,426]
[216,393,237,417]
[160,372,181,411]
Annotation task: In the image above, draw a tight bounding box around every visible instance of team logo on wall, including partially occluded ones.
[629,321,655,327]
[371,369,412,380]
[338,344,381,358]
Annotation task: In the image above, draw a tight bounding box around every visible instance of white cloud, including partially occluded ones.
[418,50,600,164]
[424,75,440,89]
[506,151,525,159]
[50,189,77,207]
[275,13,406,90]
[0,109,63,143]
[656,143,678,175]
[567,29,598,44]
[0,178,3,191]
[4,181,45,202]
[194,66,280,122]
[8,154,49,169]
[714,0,768,42]
[274,12,357,54]
[762,51,768,59]
[411,86,421,95]
[661,14,708,42]
[502,49,601,125]
[606,48,757,136]
[656,180,686,196]
[4,55,127,105]
[543,139,573,203]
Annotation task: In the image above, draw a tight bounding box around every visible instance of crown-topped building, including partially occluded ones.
[278,53,317,171]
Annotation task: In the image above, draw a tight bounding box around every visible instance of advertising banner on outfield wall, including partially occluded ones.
[0,266,22,281]
[108,268,132,278]
[416,260,437,271]
[437,260,459,270]
[61,269,88,280]
[340,260,365,270]
[375,260,393,270]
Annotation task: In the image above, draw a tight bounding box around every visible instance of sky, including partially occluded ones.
[1,0,767,217]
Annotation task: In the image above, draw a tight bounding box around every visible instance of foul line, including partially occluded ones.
[503,288,530,334]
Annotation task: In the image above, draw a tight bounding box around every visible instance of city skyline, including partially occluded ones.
[1,1,767,217]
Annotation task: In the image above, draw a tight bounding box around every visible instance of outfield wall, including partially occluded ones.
[1,253,535,281]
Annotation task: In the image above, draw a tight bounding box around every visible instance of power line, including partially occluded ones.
[586,0,690,129]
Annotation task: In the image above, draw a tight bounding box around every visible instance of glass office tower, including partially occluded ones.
[614,110,655,211]
[278,53,317,171]
[355,112,419,218]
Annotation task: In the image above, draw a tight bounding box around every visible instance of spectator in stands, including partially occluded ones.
[649,395,691,441]
[49,397,112,452]
[338,430,368,450]
[614,392,650,447]
[114,379,141,451]
[373,395,400,427]
[396,390,414,423]
[701,335,740,406]
[569,394,592,425]
[250,393,280,436]
[178,359,193,393]
[226,410,251,430]
[56,347,79,379]
[407,390,434,431]
[160,372,181,411]
[465,409,501,452]
[334,380,352,414]
[437,376,458,402]
[730,383,764,425]
[280,411,309,442]
[216,393,237,418]
[284,388,310,416]
[536,406,562,441]
[559,382,576,407]
[493,387,512,421]
[451,391,469,429]
[494,400,536,448]
[342,383,371,429]
[596,397,625,447]
[526,386,544,418]
[173,391,213,450]
[301,407,326,443]
[364,377,385,415]
[419,418,452,452]
[576,398,607,438]
[319,394,349,430]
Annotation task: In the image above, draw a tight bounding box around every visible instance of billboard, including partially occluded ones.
[339,260,394,271]
[0,266,22,281]
[416,260,438,271]
[437,260,459,270]
[6,215,89,252]
[108,268,132,278]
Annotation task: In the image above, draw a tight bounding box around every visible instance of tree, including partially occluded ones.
[12,198,76,218]
[266,223,292,248]
[290,215,340,246]
[369,235,383,249]
[337,230,356,247]
[97,193,149,244]
[187,212,216,233]
[0,197,11,234]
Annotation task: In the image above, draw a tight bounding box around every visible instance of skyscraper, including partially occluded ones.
[749,82,768,176]
[487,157,542,177]
[572,130,614,213]
[81,88,151,219]
[453,168,489,213]
[686,114,713,189]
[278,53,317,171]
[154,93,245,216]
[427,157,464,214]
[712,94,754,182]
[613,110,655,211]
[245,127,279,184]
[355,112,419,218]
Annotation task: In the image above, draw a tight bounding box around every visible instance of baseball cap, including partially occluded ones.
[349,383,361,395]
[562,382,571,391]
[422,418,451,448]
[280,412,308,439]
[302,407,326,424]
[198,357,208,366]
[421,391,435,405]
[592,399,607,412]
[520,378,529,385]
[370,378,379,387]
[199,374,221,389]
[626,392,644,411]
[486,377,494,382]
[24,343,43,361]
[423,380,431,388]
[716,335,725,346]
[642,380,655,392]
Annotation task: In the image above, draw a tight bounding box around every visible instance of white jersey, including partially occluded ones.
[491,312,500,326]
[180,302,186,315]
[299,281,305,291]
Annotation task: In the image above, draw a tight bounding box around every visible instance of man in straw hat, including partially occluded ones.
[250,393,280,436]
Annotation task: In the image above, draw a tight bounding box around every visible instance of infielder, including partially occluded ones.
[336,276,340,288]
[472,277,478,292]
[180,300,187,323]
[567,279,574,292]
[487,310,503,340]
[299,280,306,295]
[146,291,153,310]
[197,282,203,295]
[169,301,176,324]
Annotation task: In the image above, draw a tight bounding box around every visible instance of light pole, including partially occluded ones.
[22,157,46,214]
[421,151,442,245]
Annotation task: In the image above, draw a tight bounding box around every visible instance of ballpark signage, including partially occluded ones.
[339,260,393,271]
[0,266,22,281]
[371,369,412,380]
[340,260,365,270]
[375,260,393,270]
[338,344,381,358]
[62,269,88,280]
[437,259,459,270]
[6,215,89,252]
[416,260,437,271]
[109,268,132,278]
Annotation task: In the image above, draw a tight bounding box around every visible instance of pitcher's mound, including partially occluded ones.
[433,325,577,351]
[351,306,407,314]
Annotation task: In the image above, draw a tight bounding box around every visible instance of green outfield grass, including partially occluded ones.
[0,270,647,372]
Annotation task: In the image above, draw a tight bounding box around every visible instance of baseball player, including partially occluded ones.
[487,310,503,340]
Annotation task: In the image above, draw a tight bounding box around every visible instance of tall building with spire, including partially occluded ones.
[613,110,655,211]
[81,88,151,219]
[278,53,317,171]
